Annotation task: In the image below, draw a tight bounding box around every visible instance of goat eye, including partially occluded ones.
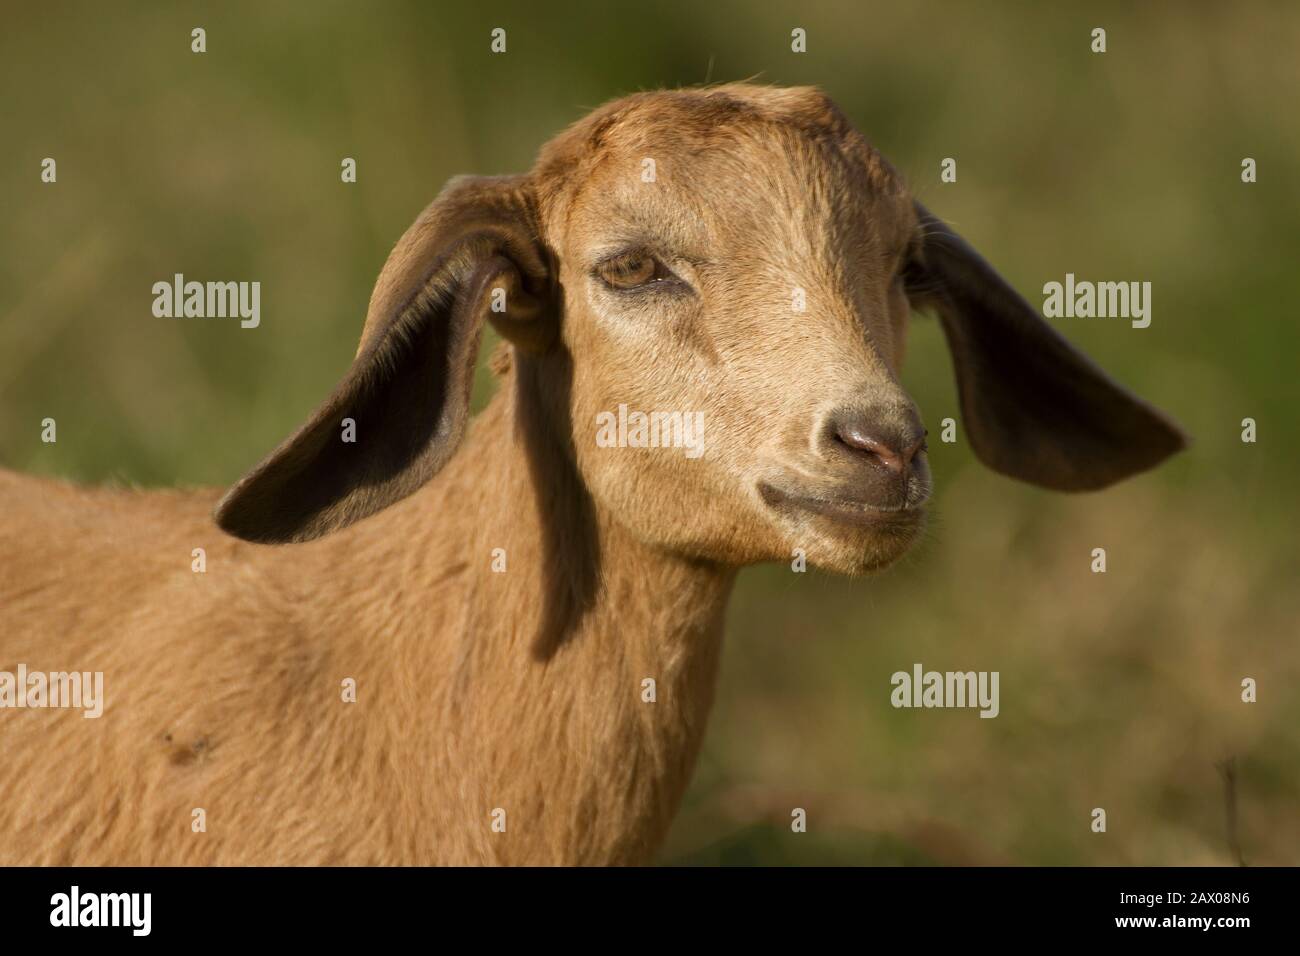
[596,252,673,290]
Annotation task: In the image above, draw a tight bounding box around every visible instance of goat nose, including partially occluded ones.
[830,411,927,475]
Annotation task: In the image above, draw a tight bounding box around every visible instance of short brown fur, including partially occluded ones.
[0,84,1185,864]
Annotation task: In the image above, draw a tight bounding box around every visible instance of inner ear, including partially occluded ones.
[214,271,490,543]
[905,201,1188,491]
[481,254,558,354]
[215,176,554,544]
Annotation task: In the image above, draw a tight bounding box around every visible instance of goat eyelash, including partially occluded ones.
[592,250,691,294]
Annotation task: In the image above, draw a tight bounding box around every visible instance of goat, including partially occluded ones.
[0,83,1186,865]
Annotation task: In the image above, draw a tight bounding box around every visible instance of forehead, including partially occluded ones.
[535,87,916,262]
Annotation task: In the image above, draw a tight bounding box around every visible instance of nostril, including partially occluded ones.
[831,415,927,475]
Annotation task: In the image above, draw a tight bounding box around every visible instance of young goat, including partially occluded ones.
[0,84,1185,865]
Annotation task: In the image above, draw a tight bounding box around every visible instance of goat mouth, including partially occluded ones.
[757,482,926,531]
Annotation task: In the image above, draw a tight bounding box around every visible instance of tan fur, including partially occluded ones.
[0,84,1185,865]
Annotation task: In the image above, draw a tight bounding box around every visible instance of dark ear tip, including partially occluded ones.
[212,495,267,543]
[1074,414,1190,492]
[212,482,299,545]
[1151,408,1193,457]
[981,406,1191,493]
[1139,429,1189,479]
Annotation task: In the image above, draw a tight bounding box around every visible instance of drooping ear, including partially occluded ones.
[904,201,1187,491]
[215,174,556,543]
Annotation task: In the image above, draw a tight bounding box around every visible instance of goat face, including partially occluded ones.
[531,86,931,572]
[216,84,1185,577]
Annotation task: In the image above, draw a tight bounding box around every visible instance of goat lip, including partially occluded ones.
[757,482,925,529]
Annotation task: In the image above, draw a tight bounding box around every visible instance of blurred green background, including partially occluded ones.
[3,1,1296,864]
